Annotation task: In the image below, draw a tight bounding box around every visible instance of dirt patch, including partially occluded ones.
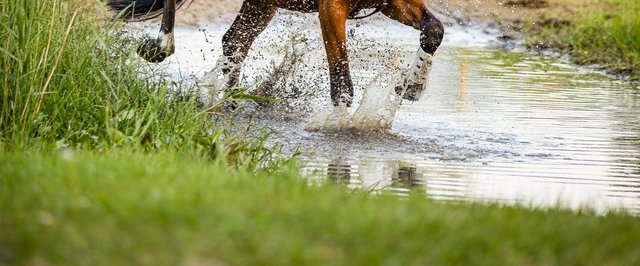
[168,0,549,31]
[175,0,241,26]
[172,0,549,36]
[429,0,565,40]
[502,0,549,8]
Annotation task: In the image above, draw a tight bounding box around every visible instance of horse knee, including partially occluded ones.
[419,11,444,55]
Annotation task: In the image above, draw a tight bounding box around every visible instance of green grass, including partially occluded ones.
[527,0,640,79]
[1,0,210,150]
[0,0,283,167]
[1,150,640,265]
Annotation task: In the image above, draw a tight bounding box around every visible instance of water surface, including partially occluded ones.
[141,12,640,213]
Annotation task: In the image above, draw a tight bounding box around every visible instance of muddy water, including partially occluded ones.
[139,12,640,213]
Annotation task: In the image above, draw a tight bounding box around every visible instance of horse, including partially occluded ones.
[108,0,444,107]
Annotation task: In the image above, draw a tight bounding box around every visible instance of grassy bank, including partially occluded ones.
[525,0,639,80]
[437,0,640,80]
[2,150,640,265]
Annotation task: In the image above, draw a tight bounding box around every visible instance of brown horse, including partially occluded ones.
[108,0,444,107]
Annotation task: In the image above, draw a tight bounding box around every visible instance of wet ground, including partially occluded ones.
[138,12,640,213]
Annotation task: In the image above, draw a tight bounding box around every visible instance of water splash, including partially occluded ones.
[303,68,409,131]
[193,55,230,108]
[352,69,405,130]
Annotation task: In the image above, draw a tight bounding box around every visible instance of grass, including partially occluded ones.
[521,0,640,79]
[438,0,639,80]
[2,150,640,265]
[1,0,208,150]
[530,0,640,80]
[0,0,284,168]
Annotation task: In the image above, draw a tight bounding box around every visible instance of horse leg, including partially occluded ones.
[319,0,353,107]
[217,1,277,89]
[382,0,444,101]
[137,0,177,63]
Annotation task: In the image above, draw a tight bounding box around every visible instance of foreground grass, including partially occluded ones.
[2,150,640,265]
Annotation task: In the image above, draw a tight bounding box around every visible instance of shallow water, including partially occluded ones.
[139,12,640,213]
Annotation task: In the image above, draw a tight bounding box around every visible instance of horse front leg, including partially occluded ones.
[383,0,444,101]
[137,0,177,63]
[319,0,353,107]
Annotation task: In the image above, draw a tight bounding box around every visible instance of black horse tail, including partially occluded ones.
[108,0,189,21]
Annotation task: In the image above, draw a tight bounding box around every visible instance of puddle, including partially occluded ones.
[134,12,640,214]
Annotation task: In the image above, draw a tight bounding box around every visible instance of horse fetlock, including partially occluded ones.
[330,83,354,107]
[395,49,433,101]
[216,55,242,88]
[408,48,433,84]
[218,55,241,74]
[334,94,353,107]
[137,37,174,63]
[419,12,444,55]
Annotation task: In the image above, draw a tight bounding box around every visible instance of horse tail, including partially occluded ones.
[108,0,189,21]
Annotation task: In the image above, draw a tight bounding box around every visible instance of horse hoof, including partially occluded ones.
[137,38,171,63]
[395,83,425,101]
[332,94,353,107]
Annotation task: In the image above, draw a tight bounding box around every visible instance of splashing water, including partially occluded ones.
[306,71,406,131]
[351,66,406,130]
[194,57,227,108]
[256,31,412,132]
[139,12,428,131]
[309,55,410,131]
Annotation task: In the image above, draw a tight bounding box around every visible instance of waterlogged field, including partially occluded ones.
[145,12,640,213]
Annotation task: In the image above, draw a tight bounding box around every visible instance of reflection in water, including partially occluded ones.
[392,163,423,191]
[309,159,427,194]
[456,55,469,113]
[327,161,351,184]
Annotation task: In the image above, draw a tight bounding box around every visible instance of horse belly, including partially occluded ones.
[278,0,319,12]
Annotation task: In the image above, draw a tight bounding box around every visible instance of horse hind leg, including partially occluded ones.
[210,1,277,90]
[198,1,276,109]
[382,0,444,101]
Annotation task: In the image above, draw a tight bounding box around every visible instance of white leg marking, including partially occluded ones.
[158,31,174,53]
[408,48,433,85]
[397,48,434,101]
